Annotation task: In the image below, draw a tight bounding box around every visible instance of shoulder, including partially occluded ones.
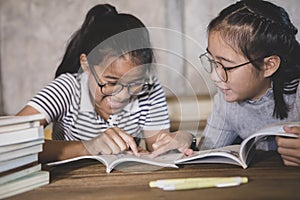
[150,76,163,90]
[137,76,168,107]
[294,79,300,105]
[54,73,80,86]
[296,79,300,95]
[144,76,165,99]
[51,73,81,93]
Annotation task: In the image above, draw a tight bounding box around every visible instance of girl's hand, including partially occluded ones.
[82,127,139,156]
[150,131,194,157]
[276,126,300,166]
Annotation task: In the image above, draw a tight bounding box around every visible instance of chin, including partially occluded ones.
[222,94,239,103]
[110,108,123,114]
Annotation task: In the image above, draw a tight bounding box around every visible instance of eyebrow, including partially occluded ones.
[103,75,119,80]
[103,75,146,83]
[206,48,236,64]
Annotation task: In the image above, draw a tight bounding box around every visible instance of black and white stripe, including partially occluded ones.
[28,73,170,141]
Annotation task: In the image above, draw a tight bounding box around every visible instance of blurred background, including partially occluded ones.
[0,0,299,116]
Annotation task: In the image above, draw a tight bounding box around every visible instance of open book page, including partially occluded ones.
[104,153,181,173]
[239,122,300,167]
[175,145,247,168]
[256,121,300,133]
[47,152,182,173]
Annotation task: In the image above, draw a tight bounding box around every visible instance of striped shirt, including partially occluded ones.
[28,73,170,141]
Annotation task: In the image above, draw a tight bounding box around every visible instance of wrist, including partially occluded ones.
[189,134,199,151]
[82,140,99,156]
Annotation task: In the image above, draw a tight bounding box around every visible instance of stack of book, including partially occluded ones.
[0,114,49,199]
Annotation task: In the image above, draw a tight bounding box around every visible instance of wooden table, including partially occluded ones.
[7,151,300,200]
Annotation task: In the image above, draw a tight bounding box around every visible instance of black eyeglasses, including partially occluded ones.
[89,66,152,96]
[199,52,266,82]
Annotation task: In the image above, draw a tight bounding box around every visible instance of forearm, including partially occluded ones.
[39,140,88,163]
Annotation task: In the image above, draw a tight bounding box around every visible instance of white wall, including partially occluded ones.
[0,0,299,115]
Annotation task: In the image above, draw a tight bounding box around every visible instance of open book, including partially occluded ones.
[47,122,300,172]
[47,152,182,173]
[176,122,300,169]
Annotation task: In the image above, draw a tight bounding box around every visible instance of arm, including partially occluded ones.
[17,105,139,163]
[16,105,87,163]
[201,92,238,149]
[276,126,300,166]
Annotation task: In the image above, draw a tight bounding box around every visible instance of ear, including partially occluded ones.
[263,55,280,77]
[80,53,90,73]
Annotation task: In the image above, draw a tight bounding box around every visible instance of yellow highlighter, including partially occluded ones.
[149,177,248,191]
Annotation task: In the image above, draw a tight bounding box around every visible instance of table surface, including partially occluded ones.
[6,151,300,200]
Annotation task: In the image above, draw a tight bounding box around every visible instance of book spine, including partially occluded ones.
[0,126,44,146]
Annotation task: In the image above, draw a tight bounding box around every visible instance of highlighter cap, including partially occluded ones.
[149,181,157,188]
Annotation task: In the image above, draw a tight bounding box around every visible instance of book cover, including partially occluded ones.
[0,114,45,127]
[0,126,44,146]
[0,154,38,173]
[0,144,43,162]
[0,171,49,199]
[0,163,41,184]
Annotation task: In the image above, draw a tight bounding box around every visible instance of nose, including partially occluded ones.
[114,86,131,100]
[210,67,222,82]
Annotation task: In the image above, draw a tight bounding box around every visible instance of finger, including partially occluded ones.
[99,142,113,155]
[102,131,122,154]
[283,126,300,135]
[276,137,300,149]
[151,142,175,158]
[152,137,170,150]
[126,147,149,155]
[112,127,139,156]
[184,148,194,156]
[151,133,182,157]
[152,133,173,150]
[277,146,300,159]
[92,134,114,155]
[281,154,300,163]
[107,128,129,152]
[281,155,300,166]
[283,160,300,167]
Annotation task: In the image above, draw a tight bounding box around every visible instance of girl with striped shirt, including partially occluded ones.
[17,4,194,163]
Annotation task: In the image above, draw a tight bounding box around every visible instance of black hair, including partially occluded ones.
[208,0,300,119]
[55,4,154,79]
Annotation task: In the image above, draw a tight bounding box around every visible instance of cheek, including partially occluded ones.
[88,78,103,102]
[210,68,220,82]
[228,67,258,86]
[227,70,264,100]
[88,74,95,88]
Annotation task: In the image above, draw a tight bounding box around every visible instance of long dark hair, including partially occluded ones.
[55,4,154,78]
[208,0,300,119]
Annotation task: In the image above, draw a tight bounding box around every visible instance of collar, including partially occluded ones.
[79,73,140,113]
[79,73,95,112]
[245,83,273,105]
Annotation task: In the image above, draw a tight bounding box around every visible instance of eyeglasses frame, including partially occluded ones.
[89,64,152,96]
[199,52,267,82]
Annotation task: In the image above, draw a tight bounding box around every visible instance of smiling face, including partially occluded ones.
[207,31,272,102]
[88,54,148,120]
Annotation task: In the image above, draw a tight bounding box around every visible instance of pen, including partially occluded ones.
[149,177,248,190]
